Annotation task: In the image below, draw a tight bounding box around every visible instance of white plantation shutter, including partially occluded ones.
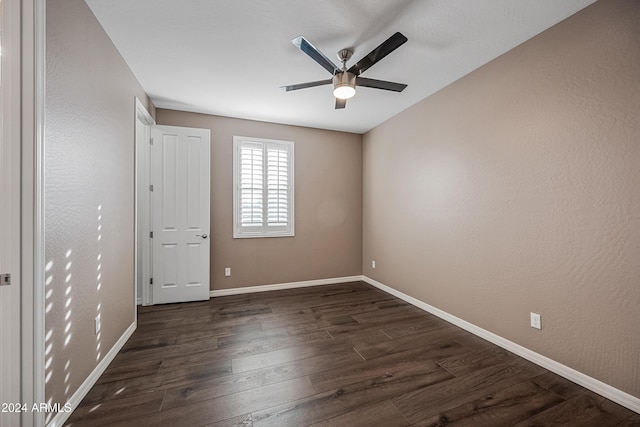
[267,147,289,226]
[233,136,294,237]
[240,142,264,227]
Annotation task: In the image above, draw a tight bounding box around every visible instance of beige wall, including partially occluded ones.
[45,0,154,411]
[363,0,640,398]
[156,110,363,290]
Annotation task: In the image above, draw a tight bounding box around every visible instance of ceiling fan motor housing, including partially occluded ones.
[333,72,356,99]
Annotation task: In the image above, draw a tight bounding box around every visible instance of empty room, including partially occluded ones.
[1,0,638,426]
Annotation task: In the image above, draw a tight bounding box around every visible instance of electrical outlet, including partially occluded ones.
[371,260,376,269]
[530,312,541,330]
[95,314,101,335]
[224,267,231,277]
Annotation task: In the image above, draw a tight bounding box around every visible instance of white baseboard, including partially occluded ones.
[210,275,364,297]
[362,276,640,414]
[136,297,142,305]
[47,322,137,427]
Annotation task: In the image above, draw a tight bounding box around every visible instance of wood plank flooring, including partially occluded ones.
[64,281,638,426]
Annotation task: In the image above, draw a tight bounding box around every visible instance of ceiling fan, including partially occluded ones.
[281,32,408,109]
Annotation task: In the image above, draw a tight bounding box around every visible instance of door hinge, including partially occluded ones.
[149,137,154,145]
[149,184,154,192]
[150,278,153,285]
[150,231,154,238]
[0,273,11,286]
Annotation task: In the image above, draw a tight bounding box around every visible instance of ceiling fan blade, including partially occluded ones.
[347,32,408,76]
[335,98,347,109]
[356,77,407,92]
[292,36,340,75]
[280,79,332,92]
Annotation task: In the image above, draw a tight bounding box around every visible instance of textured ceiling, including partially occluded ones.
[85,0,596,134]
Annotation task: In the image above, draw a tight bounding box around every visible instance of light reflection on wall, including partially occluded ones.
[63,249,74,401]
[96,205,103,361]
[44,244,78,423]
[44,259,54,425]
[44,203,108,421]
[44,260,54,385]
[63,250,72,346]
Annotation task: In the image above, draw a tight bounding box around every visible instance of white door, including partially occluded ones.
[151,125,211,304]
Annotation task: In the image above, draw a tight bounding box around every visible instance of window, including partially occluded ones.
[233,136,294,238]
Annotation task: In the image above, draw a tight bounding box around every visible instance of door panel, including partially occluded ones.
[161,134,178,230]
[151,125,210,304]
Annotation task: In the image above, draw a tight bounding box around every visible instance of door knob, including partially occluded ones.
[196,234,208,239]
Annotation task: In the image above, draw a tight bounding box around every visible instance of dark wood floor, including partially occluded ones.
[65,281,638,426]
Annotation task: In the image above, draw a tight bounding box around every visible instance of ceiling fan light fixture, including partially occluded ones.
[333,72,356,100]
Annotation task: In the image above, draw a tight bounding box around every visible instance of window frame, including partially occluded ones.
[232,136,295,238]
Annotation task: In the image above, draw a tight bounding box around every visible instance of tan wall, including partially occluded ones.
[363,0,640,398]
[156,110,363,290]
[45,0,153,410]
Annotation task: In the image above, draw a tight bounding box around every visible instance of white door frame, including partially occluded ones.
[135,98,155,307]
[21,0,47,425]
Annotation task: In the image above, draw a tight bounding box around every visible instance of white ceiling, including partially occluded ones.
[85,0,595,134]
